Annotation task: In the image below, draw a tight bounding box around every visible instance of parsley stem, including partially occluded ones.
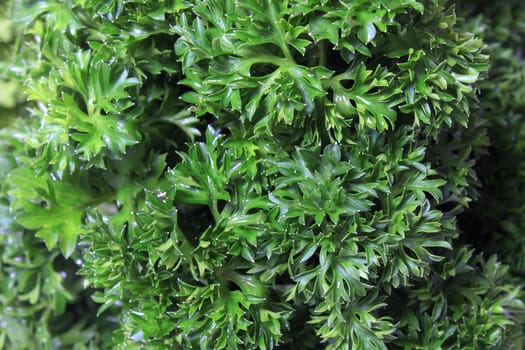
[319,40,327,67]
[210,198,221,223]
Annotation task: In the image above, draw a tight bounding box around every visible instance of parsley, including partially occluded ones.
[0,0,523,348]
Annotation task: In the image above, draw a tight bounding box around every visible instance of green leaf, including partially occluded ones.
[8,167,92,257]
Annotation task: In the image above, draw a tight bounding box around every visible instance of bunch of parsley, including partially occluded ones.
[0,0,523,349]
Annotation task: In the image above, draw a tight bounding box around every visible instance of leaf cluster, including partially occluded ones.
[0,0,523,349]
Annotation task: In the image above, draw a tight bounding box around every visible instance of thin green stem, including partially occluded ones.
[210,198,221,223]
[319,40,327,67]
